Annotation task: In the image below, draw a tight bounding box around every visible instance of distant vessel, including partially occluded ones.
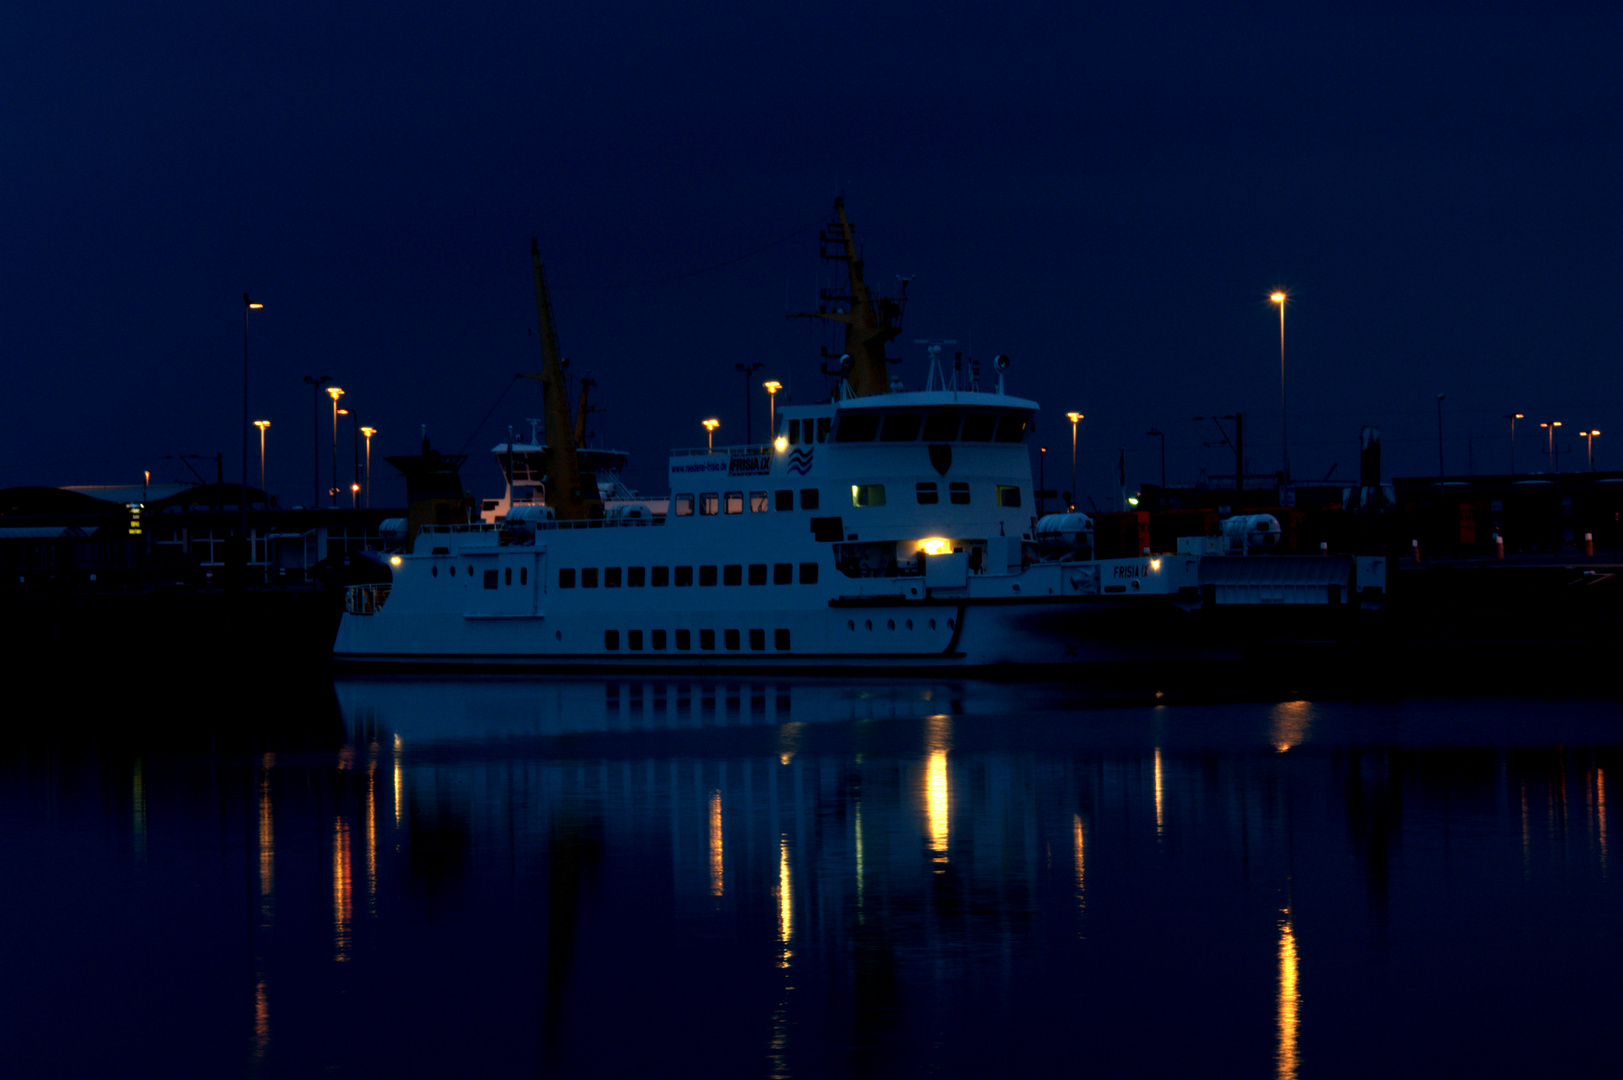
[333,201,1228,668]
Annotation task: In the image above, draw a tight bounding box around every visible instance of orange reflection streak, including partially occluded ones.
[1276,907,1301,1080]
[132,759,147,857]
[1271,700,1312,753]
[258,756,275,915]
[1153,748,1164,838]
[251,978,270,1063]
[778,721,805,766]
[365,760,378,913]
[1073,813,1087,921]
[333,816,353,962]
[1521,784,1531,875]
[709,789,725,897]
[1597,767,1608,871]
[926,715,951,865]
[393,735,403,828]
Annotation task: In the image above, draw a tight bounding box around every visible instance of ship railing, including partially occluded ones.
[420,523,499,535]
[669,444,773,458]
[345,582,391,615]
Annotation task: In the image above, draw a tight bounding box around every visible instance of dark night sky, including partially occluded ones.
[5,1,1620,509]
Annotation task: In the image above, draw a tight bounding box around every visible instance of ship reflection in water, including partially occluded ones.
[2,676,1621,1078]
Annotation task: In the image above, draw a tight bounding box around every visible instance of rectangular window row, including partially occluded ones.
[559,562,819,589]
[604,627,792,652]
[672,489,821,516]
[832,409,1030,444]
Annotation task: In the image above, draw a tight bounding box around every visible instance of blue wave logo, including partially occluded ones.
[787,447,815,475]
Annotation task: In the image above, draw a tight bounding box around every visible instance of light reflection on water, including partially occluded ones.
[2,675,1622,1078]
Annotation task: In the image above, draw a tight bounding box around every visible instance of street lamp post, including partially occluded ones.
[1578,429,1600,471]
[254,420,271,498]
[360,426,377,508]
[1038,446,1047,515]
[242,294,263,554]
[703,418,720,450]
[304,375,331,507]
[1066,411,1083,511]
[1270,291,1288,486]
[1436,394,1446,482]
[1542,421,1562,472]
[1506,413,1524,474]
[736,362,763,443]
[1147,428,1166,489]
[338,407,360,503]
[763,380,782,436]
[327,386,345,506]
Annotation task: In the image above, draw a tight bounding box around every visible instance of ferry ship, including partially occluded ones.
[333,202,1212,669]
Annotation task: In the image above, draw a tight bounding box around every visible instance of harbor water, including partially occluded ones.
[3,672,1619,1078]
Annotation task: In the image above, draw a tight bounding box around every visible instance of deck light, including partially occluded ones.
[703,418,720,450]
[917,538,951,555]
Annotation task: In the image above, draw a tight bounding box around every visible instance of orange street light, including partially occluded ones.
[1066,411,1084,511]
[1270,291,1288,485]
[253,419,271,496]
[360,426,377,508]
[1578,429,1601,471]
[703,418,720,450]
[763,380,783,435]
[327,387,345,506]
[1506,412,1524,473]
[1541,421,1562,472]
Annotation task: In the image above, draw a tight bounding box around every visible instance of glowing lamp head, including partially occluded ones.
[917,538,951,556]
[774,435,788,452]
[1066,411,1083,424]
[361,426,377,438]
[253,419,270,432]
[763,380,782,395]
[389,555,402,567]
[328,386,345,402]
[1270,291,1286,304]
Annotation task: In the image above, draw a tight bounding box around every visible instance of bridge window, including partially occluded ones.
[961,413,996,441]
[817,418,831,442]
[995,414,1029,442]
[922,411,961,441]
[834,414,880,442]
[916,482,938,505]
[950,482,970,505]
[879,412,922,441]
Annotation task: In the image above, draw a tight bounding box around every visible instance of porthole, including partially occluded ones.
[864,619,872,631]
[887,619,895,631]
[906,619,913,631]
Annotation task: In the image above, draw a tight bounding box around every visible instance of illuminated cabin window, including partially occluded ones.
[851,484,886,508]
[750,491,769,512]
[996,485,1022,507]
[725,492,744,514]
[674,494,694,516]
[950,482,970,505]
[834,414,880,442]
[916,482,938,505]
[700,493,719,515]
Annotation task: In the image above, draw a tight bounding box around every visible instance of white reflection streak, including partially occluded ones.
[1276,907,1301,1080]
[855,799,865,922]
[709,789,724,898]
[1153,748,1164,839]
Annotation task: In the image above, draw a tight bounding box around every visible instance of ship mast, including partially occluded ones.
[789,197,905,397]
[523,237,601,520]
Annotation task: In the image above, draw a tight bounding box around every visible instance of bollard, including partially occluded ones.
[1412,538,1420,562]
[1495,533,1504,560]
[1586,532,1594,557]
